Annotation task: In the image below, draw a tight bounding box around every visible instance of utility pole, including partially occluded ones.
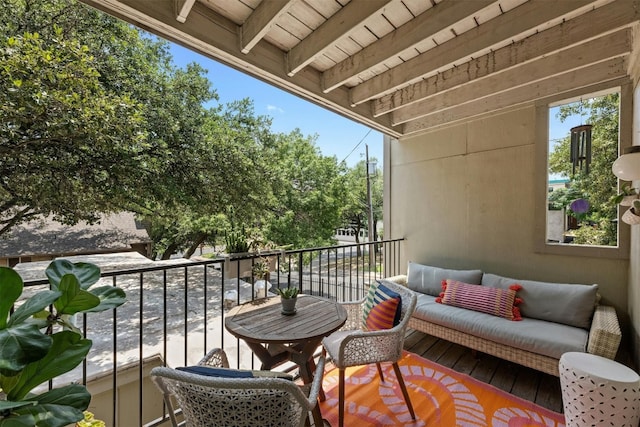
[366,144,375,269]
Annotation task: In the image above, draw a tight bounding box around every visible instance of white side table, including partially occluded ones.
[559,351,640,427]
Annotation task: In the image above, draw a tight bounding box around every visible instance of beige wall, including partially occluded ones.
[386,104,630,345]
[629,81,640,369]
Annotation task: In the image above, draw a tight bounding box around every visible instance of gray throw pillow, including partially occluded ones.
[481,273,598,329]
[406,262,483,297]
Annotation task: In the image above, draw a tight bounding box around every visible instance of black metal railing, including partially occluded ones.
[21,238,404,426]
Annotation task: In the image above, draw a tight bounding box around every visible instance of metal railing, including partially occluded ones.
[22,238,404,426]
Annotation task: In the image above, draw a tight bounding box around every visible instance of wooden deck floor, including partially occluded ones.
[403,329,564,413]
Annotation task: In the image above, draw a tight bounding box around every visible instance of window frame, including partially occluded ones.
[534,82,631,259]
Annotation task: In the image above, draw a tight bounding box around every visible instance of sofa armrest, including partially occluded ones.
[587,305,621,360]
[384,274,407,286]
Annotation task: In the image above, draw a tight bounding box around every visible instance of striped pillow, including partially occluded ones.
[436,279,523,321]
[362,281,402,330]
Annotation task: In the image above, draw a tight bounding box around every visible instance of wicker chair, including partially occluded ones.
[151,348,327,427]
[322,280,417,427]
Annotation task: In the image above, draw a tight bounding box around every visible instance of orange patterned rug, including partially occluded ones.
[319,351,565,426]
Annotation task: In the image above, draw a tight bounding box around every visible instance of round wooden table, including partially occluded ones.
[225,295,347,385]
[225,295,347,426]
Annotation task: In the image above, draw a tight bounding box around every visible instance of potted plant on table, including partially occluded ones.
[0,259,126,427]
[274,286,300,315]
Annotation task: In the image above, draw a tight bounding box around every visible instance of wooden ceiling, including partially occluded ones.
[81,0,639,138]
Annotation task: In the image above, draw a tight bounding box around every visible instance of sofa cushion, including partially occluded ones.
[481,273,598,329]
[437,279,523,321]
[413,294,589,359]
[406,262,483,297]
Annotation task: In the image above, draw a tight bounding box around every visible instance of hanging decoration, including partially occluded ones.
[570,124,592,175]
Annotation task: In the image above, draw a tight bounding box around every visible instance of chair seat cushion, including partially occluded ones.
[177,366,293,380]
[322,330,352,366]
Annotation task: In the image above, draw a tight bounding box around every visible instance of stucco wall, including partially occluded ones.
[629,81,640,369]
[387,105,630,343]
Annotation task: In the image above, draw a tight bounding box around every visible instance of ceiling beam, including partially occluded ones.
[175,0,195,23]
[240,0,294,54]
[286,0,393,77]
[392,29,631,125]
[80,0,402,137]
[321,0,495,93]
[350,0,593,106]
[402,57,629,135]
[374,0,640,118]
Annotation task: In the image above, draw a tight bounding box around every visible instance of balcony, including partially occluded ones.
[16,239,392,425]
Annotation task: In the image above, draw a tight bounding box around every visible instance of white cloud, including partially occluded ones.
[267,104,284,114]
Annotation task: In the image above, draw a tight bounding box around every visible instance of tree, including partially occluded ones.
[340,158,383,245]
[265,130,346,249]
[0,27,146,235]
[548,93,619,245]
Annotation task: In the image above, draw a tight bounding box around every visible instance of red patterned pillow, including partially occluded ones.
[365,296,401,330]
[436,279,523,321]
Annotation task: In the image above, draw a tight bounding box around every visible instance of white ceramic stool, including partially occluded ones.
[559,351,640,427]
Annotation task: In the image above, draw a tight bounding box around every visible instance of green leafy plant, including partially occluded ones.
[274,286,299,299]
[613,184,639,204]
[0,260,126,427]
[224,225,250,253]
[251,257,271,280]
[76,411,105,427]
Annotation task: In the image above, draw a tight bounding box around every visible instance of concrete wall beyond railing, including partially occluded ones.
[86,355,166,426]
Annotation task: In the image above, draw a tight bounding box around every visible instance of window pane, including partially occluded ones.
[546,92,620,247]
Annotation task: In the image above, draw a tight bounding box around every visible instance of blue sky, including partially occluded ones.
[168,43,383,167]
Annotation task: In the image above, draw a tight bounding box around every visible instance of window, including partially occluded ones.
[537,84,630,258]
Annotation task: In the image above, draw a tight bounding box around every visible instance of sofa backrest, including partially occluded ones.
[481,273,598,329]
[406,262,483,297]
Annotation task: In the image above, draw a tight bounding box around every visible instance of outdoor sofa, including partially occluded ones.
[386,262,622,376]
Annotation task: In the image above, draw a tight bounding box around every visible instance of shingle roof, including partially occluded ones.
[0,212,151,258]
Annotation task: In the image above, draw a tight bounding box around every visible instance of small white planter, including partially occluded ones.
[622,207,640,225]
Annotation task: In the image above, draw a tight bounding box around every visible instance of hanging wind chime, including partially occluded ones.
[569,104,592,176]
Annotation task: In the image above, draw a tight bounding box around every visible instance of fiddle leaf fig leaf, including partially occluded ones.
[0,267,24,329]
[8,290,61,327]
[0,323,52,373]
[54,274,100,315]
[45,260,100,290]
[4,403,85,427]
[85,286,127,312]
[6,331,91,401]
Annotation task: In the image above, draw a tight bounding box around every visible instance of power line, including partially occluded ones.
[340,128,372,164]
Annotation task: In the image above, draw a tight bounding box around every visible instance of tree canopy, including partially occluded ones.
[1,0,382,259]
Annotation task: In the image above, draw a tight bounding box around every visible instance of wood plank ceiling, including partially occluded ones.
[81,0,639,138]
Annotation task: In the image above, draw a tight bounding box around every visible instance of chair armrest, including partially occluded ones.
[336,329,404,366]
[384,275,407,286]
[587,305,621,360]
[305,354,326,407]
[197,348,230,368]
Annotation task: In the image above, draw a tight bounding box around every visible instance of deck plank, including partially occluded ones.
[404,329,563,413]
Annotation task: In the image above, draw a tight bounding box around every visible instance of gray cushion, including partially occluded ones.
[406,262,483,297]
[413,294,588,359]
[481,273,598,329]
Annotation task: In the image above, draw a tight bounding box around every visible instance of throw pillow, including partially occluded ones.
[365,296,400,331]
[406,262,483,297]
[436,279,523,321]
[177,366,293,380]
[481,273,598,329]
[362,281,402,330]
